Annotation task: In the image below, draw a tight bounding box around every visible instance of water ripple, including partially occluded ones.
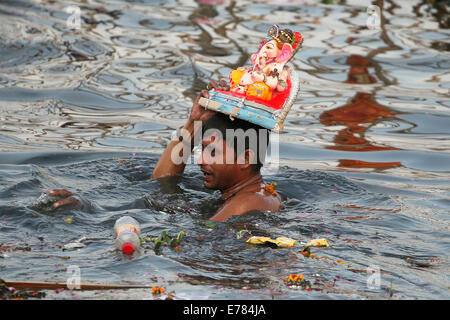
[0,0,449,300]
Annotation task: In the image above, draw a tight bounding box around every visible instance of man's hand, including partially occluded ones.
[189,89,216,124]
[151,79,228,179]
[48,189,81,210]
[188,79,228,124]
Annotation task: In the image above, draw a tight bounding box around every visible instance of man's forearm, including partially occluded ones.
[151,120,199,179]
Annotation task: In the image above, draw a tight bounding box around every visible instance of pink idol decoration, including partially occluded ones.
[199,25,303,132]
[230,25,303,102]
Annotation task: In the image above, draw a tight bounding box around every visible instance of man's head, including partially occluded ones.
[198,113,270,190]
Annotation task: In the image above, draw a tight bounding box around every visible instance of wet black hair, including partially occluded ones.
[202,113,270,172]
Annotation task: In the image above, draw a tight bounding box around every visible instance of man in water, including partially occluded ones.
[49,80,281,221]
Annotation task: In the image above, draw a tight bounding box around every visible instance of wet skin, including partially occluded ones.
[47,79,281,221]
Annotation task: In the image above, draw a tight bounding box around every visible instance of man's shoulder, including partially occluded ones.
[229,189,281,211]
[210,189,281,222]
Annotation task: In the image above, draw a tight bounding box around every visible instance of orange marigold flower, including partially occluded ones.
[284,273,311,290]
[264,182,278,195]
[166,292,175,300]
[284,273,305,283]
[152,286,165,294]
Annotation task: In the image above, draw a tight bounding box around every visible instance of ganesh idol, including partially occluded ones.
[230,25,303,101]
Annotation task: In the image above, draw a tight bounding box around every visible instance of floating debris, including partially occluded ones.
[246,236,296,248]
[245,236,328,249]
[0,245,31,252]
[303,238,329,247]
[64,216,74,224]
[62,236,89,250]
[201,221,215,228]
[236,229,250,240]
[152,286,165,295]
[63,242,85,250]
[284,274,312,290]
[0,279,46,300]
[405,257,438,268]
[165,292,175,300]
[298,247,316,258]
[150,231,186,255]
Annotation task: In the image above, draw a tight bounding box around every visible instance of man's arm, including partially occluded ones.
[151,88,216,179]
[152,80,229,179]
[150,119,197,179]
[41,82,223,211]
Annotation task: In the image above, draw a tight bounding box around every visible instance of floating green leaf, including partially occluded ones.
[154,240,163,255]
[151,230,187,255]
[170,231,186,247]
[159,231,172,243]
[236,229,250,239]
[201,221,215,228]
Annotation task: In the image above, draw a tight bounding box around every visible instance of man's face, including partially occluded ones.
[197,132,241,190]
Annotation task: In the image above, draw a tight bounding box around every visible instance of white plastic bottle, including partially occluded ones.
[114,216,141,255]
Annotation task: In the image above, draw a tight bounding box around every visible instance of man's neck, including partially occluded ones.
[221,172,264,201]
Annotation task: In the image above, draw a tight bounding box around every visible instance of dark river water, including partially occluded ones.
[0,0,449,300]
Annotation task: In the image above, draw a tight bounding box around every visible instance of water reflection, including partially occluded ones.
[316,1,414,170]
[413,0,450,29]
[319,54,402,169]
[0,0,449,300]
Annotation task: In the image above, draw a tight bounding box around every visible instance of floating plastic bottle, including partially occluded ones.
[114,216,141,255]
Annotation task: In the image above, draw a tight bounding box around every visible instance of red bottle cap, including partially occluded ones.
[122,242,134,255]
